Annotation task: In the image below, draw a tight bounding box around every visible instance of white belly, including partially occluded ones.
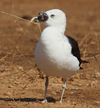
[34,28,80,79]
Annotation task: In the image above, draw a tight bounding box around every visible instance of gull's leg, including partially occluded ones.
[42,76,48,103]
[60,78,67,103]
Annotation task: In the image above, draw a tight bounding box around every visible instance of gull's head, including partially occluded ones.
[31,9,67,32]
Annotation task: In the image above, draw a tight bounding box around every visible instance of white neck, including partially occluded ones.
[45,23,66,34]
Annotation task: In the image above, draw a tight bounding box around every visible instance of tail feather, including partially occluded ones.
[80,67,83,69]
[80,60,89,70]
[81,60,89,63]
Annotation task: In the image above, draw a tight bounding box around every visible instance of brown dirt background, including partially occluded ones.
[0,0,100,108]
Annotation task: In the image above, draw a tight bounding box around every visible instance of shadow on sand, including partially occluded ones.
[0,97,56,103]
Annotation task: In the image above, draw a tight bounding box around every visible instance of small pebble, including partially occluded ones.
[51,91,56,95]
[8,84,13,88]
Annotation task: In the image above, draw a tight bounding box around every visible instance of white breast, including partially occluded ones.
[34,27,80,79]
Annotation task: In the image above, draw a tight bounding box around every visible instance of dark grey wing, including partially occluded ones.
[66,35,82,66]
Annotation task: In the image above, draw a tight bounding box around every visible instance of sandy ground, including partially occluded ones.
[0,0,100,107]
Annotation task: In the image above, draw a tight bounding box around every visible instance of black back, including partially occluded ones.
[66,35,82,66]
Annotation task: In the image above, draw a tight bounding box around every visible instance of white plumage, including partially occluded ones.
[31,9,81,103]
[35,26,80,78]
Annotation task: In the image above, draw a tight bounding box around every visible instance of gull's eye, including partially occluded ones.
[50,14,55,18]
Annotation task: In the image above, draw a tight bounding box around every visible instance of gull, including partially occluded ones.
[31,9,86,103]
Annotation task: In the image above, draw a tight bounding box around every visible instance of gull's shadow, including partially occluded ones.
[0,97,56,103]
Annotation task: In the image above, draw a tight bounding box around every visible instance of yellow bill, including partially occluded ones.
[31,17,38,22]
